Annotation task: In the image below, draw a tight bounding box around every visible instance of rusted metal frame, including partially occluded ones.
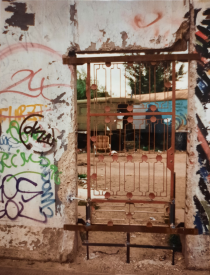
[83,241,177,265]
[64,224,198,235]
[90,112,173,117]
[91,199,167,204]
[86,231,89,260]
[83,243,125,247]
[63,53,200,65]
[127,233,130,263]
[170,172,176,226]
[86,63,91,200]
[171,61,176,200]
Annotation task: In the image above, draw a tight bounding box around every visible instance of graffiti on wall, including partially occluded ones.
[0,42,71,225]
[133,99,188,130]
[194,8,210,234]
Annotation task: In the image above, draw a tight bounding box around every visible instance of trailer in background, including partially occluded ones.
[77,90,188,152]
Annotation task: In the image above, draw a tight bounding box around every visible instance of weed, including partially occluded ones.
[168,234,182,248]
[78,174,87,178]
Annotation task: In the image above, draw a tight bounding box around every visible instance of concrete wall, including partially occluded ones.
[185,1,210,269]
[0,0,209,268]
[71,1,189,53]
[0,0,77,262]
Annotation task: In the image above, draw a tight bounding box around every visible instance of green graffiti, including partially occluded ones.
[6,171,46,182]
[0,152,11,172]
[6,120,41,144]
[201,201,210,229]
[0,151,61,185]
[6,120,28,144]
[50,164,62,185]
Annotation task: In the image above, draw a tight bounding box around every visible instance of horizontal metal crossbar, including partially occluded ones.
[63,53,200,65]
[64,224,198,235]
[89,112,173,117]
[83,242,181,251]
[91,199,168,204]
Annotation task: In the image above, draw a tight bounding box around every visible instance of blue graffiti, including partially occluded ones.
[0,134,19,152]
[194,212,204,234]
[40,168,55,218]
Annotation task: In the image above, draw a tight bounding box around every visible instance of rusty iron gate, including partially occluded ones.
[63,54,199,265]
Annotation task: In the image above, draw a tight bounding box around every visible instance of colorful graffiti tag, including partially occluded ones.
[133,99,188,130]
[194,8,210,234]
[0,43,71,225]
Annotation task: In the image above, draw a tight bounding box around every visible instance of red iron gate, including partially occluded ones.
[63,54,199,265]
[86,60,175,227]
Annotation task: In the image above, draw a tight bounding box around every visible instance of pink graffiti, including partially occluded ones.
[0,69,70,101]
[0,43,73,101]
[0,42,62,61]
[134,12,162,29]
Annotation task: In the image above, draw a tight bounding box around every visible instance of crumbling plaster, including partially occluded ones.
[185,1,210,269]
[0,0,77,262]
[0,0,210,268]
[71,1,189,53]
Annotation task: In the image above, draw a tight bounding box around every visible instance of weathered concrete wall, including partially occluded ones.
[0,0,209,267]
[185,1,210,269]
[0,0,77,262]
[71,1,189,53]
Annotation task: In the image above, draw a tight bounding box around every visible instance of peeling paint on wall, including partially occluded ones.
[70,4,77,26]
[75,1,189,52]
[0,0,77,261]
[120,31,128,48]
[5,2,35,31]
[193,7,210,234]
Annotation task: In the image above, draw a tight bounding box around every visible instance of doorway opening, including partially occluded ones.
[63,53,199,265]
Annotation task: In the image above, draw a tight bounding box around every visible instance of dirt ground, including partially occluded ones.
[0,242,209,275]
[1,152,208,274]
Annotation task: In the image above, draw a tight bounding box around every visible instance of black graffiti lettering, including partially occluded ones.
[19,114,56,152]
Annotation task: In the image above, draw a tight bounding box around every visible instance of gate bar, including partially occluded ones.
[63,53,200,65]
[91,199,168,204]
[170,61,176,200]
[83,242,178,265]
[89,112,173,117]
[86,63,91,200]
[64,224,198,235]
[127,233,130,263]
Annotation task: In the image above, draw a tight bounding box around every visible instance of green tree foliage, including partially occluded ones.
[125,55,186,95]
[77,69,109,100]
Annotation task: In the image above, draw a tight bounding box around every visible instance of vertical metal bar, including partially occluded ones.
[174,172,176,198]
[149,65,151,102]
[154,65,156,102]
[127,233,130,263]
[139,63,141,99]
[172,246,175,265]
[86,202,91,225]
[171,62,176,199]
[87,63,91,200]
[148,124,150,152]
[173,172,176,224]
[86,231,89,260]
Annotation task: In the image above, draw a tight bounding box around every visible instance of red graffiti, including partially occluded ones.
[0,69,70,101]
[134,12,162,29]
[197,128,210,162]
[0,42,62,61]
[0,42,73,101]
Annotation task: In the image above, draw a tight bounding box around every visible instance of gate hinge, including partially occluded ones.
[175,129,191,133]
[67,195,86,203]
